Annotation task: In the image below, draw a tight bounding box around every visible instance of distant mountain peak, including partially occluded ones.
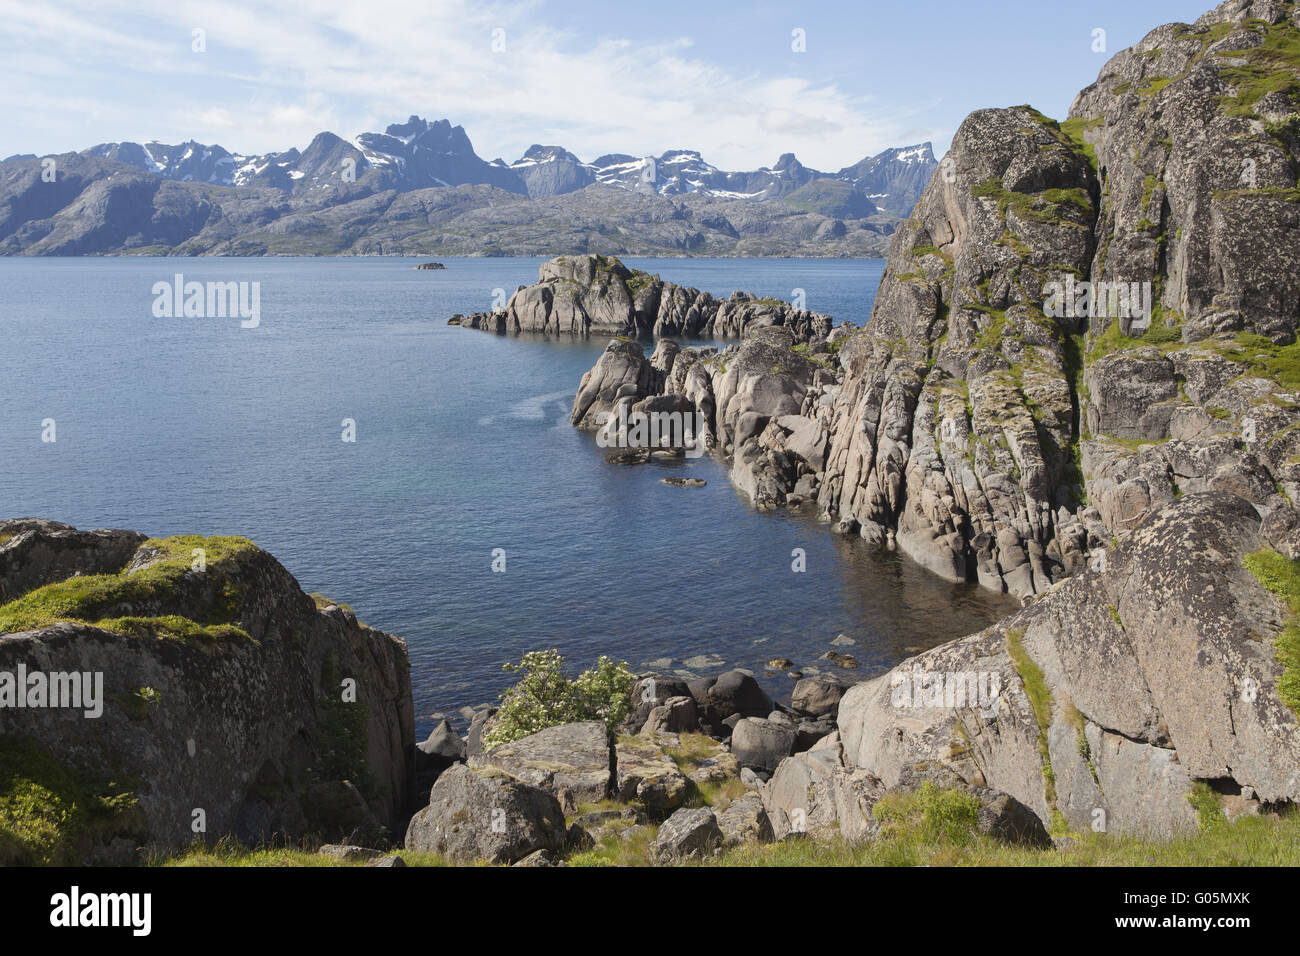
[70,117,935,213]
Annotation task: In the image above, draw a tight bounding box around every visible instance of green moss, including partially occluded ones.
[1006,628,1057,807]
[1060,117,1102,174]
[1086,317,1186,363]
[1214,17,1300,118]
[1137,75,1173,97]
[313,653,373,789]
[0,534,258,639]
[1213,333,1300,391]
[624,272,654,298]
[1213,186,1300,202]
[1242,549,1300,715]
[98,616,253,646]
[971,178,1091,225]
[0,737,138,866]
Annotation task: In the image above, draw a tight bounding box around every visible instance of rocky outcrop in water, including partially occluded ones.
[456,254,834,340]
[0,519,414,864]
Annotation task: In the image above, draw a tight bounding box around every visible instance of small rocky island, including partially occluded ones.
[415,261,446,270]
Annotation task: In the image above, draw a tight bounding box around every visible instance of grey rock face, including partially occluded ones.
[467,720,612,813]
[642,696,700,735]
[404,764,566,864]
[561,2,1299,603]
[0,524,415,861]
[570,338,659,429]
[836,493,1300,838]
[0,519,146,603]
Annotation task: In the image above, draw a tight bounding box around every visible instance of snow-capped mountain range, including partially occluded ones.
[78,115,936,216]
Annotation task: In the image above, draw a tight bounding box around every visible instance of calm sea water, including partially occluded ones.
[0,256,1017,732]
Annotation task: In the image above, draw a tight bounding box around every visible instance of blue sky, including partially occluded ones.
[2,0,1215,170]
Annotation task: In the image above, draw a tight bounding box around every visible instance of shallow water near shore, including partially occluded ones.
[0,256,1018,733]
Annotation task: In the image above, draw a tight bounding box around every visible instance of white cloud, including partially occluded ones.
[0,0,947,169]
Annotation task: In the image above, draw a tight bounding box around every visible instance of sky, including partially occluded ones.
[2,0,1217,171]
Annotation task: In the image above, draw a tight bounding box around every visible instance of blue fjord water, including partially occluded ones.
[0,256,1017,732]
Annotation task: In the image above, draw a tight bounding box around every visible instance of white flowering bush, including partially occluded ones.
[484,649,636,748]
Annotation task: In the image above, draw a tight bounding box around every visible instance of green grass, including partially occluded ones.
[874,782,981,845]
[1086,317,1186,363]
[1187,782,1227,832]
[707,808,1300,866]
[0,737,138,866]
[971,178,1091,226]
[144,782,1300,868]
[567,822,660,867]
[156,837,448,867]
[1243,549,1300,714]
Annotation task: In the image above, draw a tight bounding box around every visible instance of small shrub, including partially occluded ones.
[485,649,636,747]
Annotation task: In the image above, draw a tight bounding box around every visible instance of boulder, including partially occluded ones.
[468,721,612,813]
[318,844,383,862]
[763,747,843,840]
[791,674,851,718]
[794,718,837,752]
[730,717,796,773]
[642,696,700,735]
[716,793,774,847]
[705,670,773,723]
[687,751,742,788]
[614,734,689,813]
[404,764,566,864]
[416,719,465,767]
[649,807,722,862]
